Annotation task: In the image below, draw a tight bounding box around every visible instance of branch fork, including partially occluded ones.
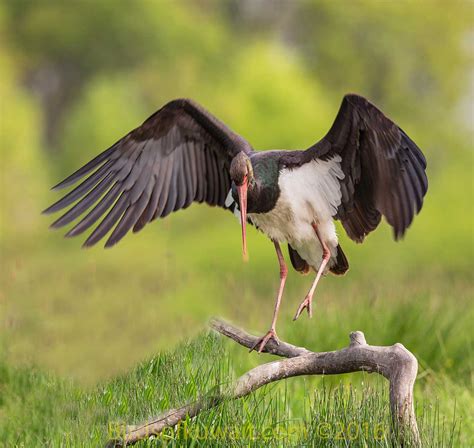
[107,318,420,447]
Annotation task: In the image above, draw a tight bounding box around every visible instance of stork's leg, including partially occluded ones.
[250,240,288,353]
[294,222,331,321]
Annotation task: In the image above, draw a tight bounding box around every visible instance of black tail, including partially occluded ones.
[288,244,310,275]
[330,244,349,275]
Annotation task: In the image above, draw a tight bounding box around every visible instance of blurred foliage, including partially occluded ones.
[293,0,471,125]
[0,20,45,242]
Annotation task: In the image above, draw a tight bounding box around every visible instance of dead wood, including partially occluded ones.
[106,318,419,447]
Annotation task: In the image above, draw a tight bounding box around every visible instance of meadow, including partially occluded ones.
[1,1,472,446]
[2,168,473,445]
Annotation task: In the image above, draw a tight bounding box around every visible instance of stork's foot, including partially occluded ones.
[293,295,313,320]
[249,328,280,353]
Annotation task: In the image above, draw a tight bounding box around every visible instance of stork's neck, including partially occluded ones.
[247,154,281,214]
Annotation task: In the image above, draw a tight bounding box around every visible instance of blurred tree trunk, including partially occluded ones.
[25,65,83,150]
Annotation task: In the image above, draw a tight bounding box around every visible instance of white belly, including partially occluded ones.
[248,157,344,271]
[248,202,338,272]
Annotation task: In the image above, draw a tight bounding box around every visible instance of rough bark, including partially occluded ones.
[106,318,420,447]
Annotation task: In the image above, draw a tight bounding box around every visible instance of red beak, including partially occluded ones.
[237,178,248,261]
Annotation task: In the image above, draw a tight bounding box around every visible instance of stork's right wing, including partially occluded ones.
[43,99,253,248]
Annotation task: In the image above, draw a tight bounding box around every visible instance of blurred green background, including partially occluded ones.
[0,0,473,443]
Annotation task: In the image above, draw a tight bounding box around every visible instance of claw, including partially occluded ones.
[293,296,313,321]
[249,329,280,353]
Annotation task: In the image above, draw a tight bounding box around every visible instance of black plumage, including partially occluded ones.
[44,94,427,251]
[44,99,252,248]
[282,94,428,242]
[44,93,428,353]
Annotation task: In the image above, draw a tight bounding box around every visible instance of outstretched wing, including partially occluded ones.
[43,99,252,248]
[287,94,428,242]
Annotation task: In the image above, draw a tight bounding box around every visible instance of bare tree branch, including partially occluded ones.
[209,317,311,357]
[107,318,420,447]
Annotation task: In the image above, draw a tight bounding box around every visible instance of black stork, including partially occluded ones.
[44,94,428,353]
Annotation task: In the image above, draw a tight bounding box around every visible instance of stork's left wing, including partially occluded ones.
[285,94,428,242]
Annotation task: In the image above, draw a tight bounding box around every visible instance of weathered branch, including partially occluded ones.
[107,318,419,447]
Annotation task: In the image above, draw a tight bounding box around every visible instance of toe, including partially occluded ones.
[249,339,261,353]
[293,304,305,321]
[257,338,268,353]
[250,330,279,353]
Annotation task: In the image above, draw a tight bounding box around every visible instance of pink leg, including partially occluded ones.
[250,240,288,353]
[294,222,331,320]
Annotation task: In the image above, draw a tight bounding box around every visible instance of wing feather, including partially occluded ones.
[210,150,220,205]
[299,94,428,242]
[133,174,161,233]
[51,143,120,190]
[43,159,115,214]
[195,142,207,202]
[152,154,174,220]
[187,141,199,200]
[83,193,130,247]
[50,172,115,229]
[174,148,188,211]
[161,152,180,218]
[65,183,123,237]
[45,99,252,247]
[181,144,195,208]
[105,189,152,248]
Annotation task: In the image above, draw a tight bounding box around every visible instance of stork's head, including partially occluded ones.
[230,151,253,186]
[230,152,254,261]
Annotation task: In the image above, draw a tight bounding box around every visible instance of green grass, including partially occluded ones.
[0,333,470,447]
[1,243,473,446]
